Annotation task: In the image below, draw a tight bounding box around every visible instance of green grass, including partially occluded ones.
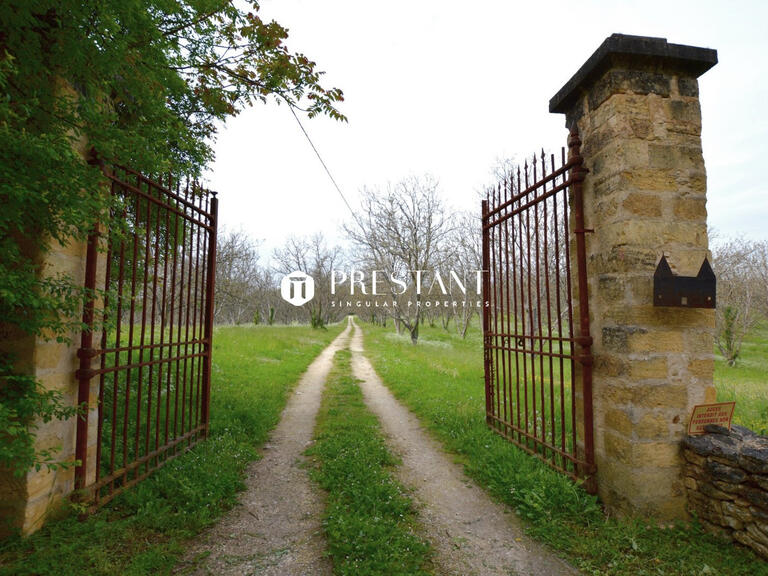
[307,348,433,576]
[95,326,207,489]
[361,321,768,576]
[715,323,768,434]
[486,325,578,471]
[0,323,344,576]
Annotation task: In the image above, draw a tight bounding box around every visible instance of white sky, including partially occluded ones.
[206,0,768,259]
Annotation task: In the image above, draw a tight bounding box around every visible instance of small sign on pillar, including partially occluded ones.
[688,402,736,435]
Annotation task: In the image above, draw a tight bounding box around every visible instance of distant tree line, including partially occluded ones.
[214,175,483,341]
[217,177,768,363]
[712,238,768,366]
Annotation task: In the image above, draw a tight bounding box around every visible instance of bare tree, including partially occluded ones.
[214,229,263,324]
[439,211,482,338]
[713,238,768,366]
[484,153,575,343]
[345,175,450,343]
[273,234,344,328]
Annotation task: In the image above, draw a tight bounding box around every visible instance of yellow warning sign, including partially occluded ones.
[688,402,736,435]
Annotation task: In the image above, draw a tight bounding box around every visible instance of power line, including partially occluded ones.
[288,105,357,219]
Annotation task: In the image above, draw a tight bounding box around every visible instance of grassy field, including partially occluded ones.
[0,323,344,576]
[307,349,433,576]
[715,323,768,434]
[361,320,768,576]
[1,319,765,575]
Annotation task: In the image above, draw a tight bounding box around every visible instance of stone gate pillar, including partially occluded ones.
[550,34,718,519]
[0,134,103,536]
[0,232,105,536]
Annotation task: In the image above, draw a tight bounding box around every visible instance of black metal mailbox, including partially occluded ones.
[653,255,716,309]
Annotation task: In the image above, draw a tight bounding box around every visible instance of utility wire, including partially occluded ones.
[288,105,357,219]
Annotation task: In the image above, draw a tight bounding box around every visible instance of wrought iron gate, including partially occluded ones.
[481,130,595,491]
[75,165,218,508]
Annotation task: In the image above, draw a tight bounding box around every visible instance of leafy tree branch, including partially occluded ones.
[0,0,344,474]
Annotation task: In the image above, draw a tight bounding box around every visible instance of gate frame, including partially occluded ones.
[481,129,596,492]
[74,165,218,507]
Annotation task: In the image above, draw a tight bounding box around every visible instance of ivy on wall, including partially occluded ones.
[0,0,345,475]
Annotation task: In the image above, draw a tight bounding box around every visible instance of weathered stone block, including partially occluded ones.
[594,355,627,377]
[629,117,652,139]
[706,460,747,484]
[628,330,684,354]
[688,357,715,380]
[699,481,736,501]
[629,357,668,381]
[602,325,638,352]
[712,479,743,495]
[687,463,705,479]
[746,523,768,547]
[665,98,702,124]
[722,514,744,531]
[734,530,768,559]
[623,192,662,217]
[626,276,654,305]
[620,167,680,191]
[34,342,68,371]
[722,501,752,523]
[631,441,681,468]
[601,381,635,406]
[677,76,699,98]
[673,197,707,221]
[633,384,689,410]
[683,433,740,462]
[587,68,671,112]
[21,494,54,536]
[740,443,768,474]
[683,448,707,467]
[592,245,658,274]
[755,521,768,539]
[745,488,768,511]
[597,274,625,302]
[754,476,768,492]
[605,408,633,437]
[38,371,76,393]
[604,431,633,464]
[636,412,671,439]
[648,144,703,171]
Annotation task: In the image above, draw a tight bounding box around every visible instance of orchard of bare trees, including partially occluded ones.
[215,173,768,360]
[214,230,346,327]
[214,175,484,341]
[712,237,768,366]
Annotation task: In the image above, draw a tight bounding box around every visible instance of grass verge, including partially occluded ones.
[0,323,344,576]
[307,348,433,576]
[361,321,768,576]
[715,323,768,434]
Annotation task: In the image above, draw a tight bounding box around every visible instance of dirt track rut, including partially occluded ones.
[179,320,352,576]
[350,320,576,576]
[180,318,576,576]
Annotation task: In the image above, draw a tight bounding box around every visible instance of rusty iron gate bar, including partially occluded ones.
[481,130,595,492]
[75,165,218,509]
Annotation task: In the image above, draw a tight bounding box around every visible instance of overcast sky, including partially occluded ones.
[206,0,768,259]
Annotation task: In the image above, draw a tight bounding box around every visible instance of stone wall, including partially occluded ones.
[683,425,768,559]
